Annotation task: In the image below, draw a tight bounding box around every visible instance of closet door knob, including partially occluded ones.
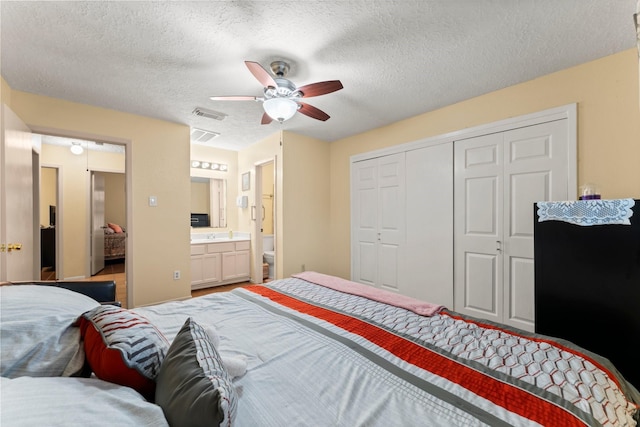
[496,240,502,253]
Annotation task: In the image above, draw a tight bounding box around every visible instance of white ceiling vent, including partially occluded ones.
[190,128,220,144]
[192,107,227,121]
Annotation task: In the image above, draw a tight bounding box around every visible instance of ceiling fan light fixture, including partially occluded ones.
[70,142,84,155]
[263,98,298,123]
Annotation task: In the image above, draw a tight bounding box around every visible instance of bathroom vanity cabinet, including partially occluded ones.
[191,239,250,290]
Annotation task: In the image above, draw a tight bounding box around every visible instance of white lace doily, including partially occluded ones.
[537,199,635,226]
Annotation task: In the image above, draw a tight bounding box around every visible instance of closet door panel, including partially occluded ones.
[351,153,404,291]
[376,153,404,291]
[509,172,549,239]
[508,256,535,324]
[464,252,498,314]
[352,158,379,286]
[502,121,568,331]
[404,143,453,306]
[378,153,404,250]
[379,243,399,291]
[454,133,503,323]
[465,177,499,235]
[356,242,377,285]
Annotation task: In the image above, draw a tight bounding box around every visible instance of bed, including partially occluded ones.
[1,272,638,427]
[104,229,126,260]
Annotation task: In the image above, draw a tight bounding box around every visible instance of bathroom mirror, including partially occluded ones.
[190,177,226,228]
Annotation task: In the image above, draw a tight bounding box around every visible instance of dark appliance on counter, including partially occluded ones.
[190,213,210,228]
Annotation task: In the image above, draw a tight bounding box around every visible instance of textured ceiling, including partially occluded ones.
[1,1,637,151]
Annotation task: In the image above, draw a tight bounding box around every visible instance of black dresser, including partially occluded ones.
[534,200,640,389]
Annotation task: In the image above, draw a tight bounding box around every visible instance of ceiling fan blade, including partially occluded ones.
[209,95,258,101]
[261,112,273,125]
[297,80,343,98]
[298,102,330,121]
[245,61,278,88]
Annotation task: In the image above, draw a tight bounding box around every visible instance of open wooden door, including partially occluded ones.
[1,104,35,282]
[90,171,105,275]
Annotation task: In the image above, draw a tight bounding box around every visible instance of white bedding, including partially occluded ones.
[1,277,638,427]
[136,291,471,426]
[133,277,640,427]
[1,376,168,426]
[0,285,99,378]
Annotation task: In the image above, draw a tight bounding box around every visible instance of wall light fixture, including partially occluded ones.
[190,160,228,171]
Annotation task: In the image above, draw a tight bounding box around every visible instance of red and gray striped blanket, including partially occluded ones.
[237,276,639,427]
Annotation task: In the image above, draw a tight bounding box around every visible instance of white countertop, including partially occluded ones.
[190,231,250,244]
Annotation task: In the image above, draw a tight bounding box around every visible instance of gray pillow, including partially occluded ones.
[155,317,237,427]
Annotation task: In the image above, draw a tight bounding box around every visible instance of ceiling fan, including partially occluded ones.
[210,60,343,124]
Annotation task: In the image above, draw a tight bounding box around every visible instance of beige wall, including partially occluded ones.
[1,77,11,106]
[327,48,640,279]
[5,86,192,307]
[281,132,331,277]
[40,167,56,227]
[104,172,126,227]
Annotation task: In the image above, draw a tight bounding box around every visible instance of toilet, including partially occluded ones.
[263,235,275,280]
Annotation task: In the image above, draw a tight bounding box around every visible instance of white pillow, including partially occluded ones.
[0,285,100,377]
[0,376,169,426]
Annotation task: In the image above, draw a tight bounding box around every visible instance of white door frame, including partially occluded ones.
[30,125,130,306]
[252,158,277,284]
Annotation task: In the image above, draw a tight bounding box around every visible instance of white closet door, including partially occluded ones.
[502,120,568,330]
[377,154,404,291]
[454,120,569,331]
[404,143,453,306]
[454,133,504,323]
[351,153,404,291]
[352,157,379,287]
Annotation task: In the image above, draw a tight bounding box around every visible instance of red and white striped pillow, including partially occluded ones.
[78,305,170,399]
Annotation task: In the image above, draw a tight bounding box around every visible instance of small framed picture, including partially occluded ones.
[242,171,250,191]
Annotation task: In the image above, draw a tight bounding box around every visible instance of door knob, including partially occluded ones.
[6,243,22,252]
[496,240,502,253]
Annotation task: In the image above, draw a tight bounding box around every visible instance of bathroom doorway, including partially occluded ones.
[255,160,276,283]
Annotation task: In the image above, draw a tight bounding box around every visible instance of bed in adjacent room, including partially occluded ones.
[1,271,638,426]
[103,223,126,260]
